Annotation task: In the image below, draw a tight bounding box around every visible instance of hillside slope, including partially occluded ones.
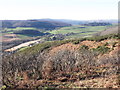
[95,26,118,36]
[2,34,120,89]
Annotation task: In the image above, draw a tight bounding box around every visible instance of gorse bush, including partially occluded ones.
[87,33,120,41]
[80,45,89,50]
[91,46,110,54]
[72,40,80,44]
[104,42,109,46]
[72,33,119,44]
[72,38,86,44]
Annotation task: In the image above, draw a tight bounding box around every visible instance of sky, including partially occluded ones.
[0,0,119,20]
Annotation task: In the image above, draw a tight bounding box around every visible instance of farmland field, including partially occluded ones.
[1,25,114,41]
[2,27,37,32]
[47,26,107,34]
[1,27,48,39]
[46,25,112,39]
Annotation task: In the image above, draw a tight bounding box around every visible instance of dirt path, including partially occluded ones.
[4,39,44,52]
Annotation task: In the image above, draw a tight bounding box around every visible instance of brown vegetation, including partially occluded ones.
[2,34,120,89]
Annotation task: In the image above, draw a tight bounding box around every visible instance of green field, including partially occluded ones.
[3,27,36,31]
[2,27,46,39]
[2,27,37,34]
[46,25,109,39]
[47,25,107,34]
[2,25,113,40]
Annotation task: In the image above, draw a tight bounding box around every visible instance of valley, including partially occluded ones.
[2,20,116,52]
[1,19,120,89]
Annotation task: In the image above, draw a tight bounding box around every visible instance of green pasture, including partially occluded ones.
[47,25,107,35]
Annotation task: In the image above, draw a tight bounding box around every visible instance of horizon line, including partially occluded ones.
[0,18,118,21]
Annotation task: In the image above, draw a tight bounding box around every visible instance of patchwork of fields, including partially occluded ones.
[47,25,113,38]
[47,26,106,34]
[2,24,115,44]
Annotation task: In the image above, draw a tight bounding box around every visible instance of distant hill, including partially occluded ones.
[1,19,117,29]
[90,19,118,24]
[2,20,71,30]
[30,19,118,25]
[30,19,89,25]
[83,22,112,26]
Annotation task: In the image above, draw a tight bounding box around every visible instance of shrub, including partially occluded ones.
[72,40,80,44]
[72,38,86,44]
[2,52,46,86]
[86,33,120,42]
[92,46,110,54]
[104,42,109,46]
[80,45,89,50]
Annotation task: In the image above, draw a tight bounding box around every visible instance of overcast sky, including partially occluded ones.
[0,0,119,20]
